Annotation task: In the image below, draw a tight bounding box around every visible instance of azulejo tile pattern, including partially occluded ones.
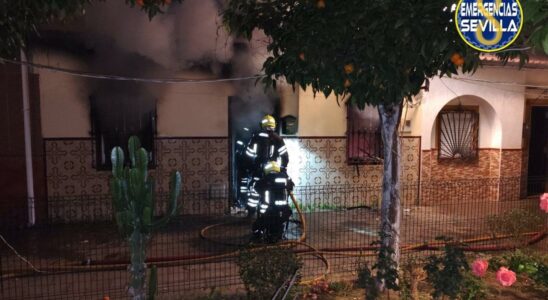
[44,136,421,221]
[285,137,421,206]
[419,149,523,204]
[45,138,229,220]
[285,137,421,187]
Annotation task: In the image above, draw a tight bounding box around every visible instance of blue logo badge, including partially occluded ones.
[455,0,523,52]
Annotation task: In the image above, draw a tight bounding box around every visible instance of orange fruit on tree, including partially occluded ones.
[455,58,465,67]
[317,0,326,9]
[299,52,305,61]
[450,53,462,64]
[344,63,354,74]
[136,0,144,7]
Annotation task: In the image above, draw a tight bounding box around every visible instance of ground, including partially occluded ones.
[0,199,544,299]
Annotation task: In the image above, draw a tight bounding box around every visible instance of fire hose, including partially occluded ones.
[1,192,546,282]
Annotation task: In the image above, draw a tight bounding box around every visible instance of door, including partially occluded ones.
[527,106,548,195]
[228,96,280,206]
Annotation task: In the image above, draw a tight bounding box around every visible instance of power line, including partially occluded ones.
[0,57,266,84]
[1,56,547,88]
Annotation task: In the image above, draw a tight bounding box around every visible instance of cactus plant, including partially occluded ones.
[110,136,181,300]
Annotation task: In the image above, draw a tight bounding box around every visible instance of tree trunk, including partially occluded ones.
[377,102,403,284]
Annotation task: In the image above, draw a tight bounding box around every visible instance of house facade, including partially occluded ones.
[1,2,547,226]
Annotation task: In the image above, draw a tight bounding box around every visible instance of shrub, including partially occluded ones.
[400,258,427,300]
[489,250,548,288]
[424,237,469,299]
[460,273,489,300]
[356,261,379,300]
[236,245,302,299]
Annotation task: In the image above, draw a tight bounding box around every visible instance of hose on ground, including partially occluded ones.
[1,192,545,283]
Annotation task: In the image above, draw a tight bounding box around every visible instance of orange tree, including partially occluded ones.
[223,0,543,290]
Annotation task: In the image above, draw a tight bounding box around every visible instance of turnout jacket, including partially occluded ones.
[250,172,295,214]
[245,130,289,172]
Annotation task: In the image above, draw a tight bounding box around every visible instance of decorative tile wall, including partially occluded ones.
[421,149,501,181]
[401,137,421,183]
[285,137,420,187]
[154,138,229,192]
[45,139,109,197]
[420,149,500,204]
[285,136,421,206]
[44,136,422,221]
[499,149,522,201]
[419,149,523,204]
[44,138,229,220]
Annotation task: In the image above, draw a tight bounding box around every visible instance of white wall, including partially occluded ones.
[34,51,233,138]
[416,67,526,150]
[297,87,347,136]
[33,50,92,138]
[157,72,233,137]
[35,49,544,144]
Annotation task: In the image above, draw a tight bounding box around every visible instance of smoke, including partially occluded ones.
[172,0,234,71]
[37,0,278,139]
[81,0,233,72]
[82,1,177,69]
[230,37,277,131]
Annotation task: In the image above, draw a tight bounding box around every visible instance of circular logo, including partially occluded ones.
[455,0,523,52]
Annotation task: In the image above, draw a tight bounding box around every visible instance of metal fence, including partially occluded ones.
[0,177,546,299]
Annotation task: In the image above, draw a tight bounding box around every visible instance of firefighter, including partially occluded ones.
[234,127,253,209]
[249,161,294,243]
[245,115,289,173]
[243,115,289,213]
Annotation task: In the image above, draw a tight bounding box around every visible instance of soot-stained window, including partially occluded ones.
[346,103,383,165]
[437,107,479,161]
[90,86,156,170]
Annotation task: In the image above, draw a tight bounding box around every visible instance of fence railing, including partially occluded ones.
[0,177,546,299]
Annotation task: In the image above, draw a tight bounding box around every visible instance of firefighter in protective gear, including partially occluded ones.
[244,115,289,212]
[249,161,294,243]
[235,127,253,208]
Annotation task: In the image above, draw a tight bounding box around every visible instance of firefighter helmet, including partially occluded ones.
[263,161,281,175]
[261,114,276,130]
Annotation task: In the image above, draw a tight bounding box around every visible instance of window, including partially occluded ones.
[437,107,479,161]
[90,93,157,170]
[346,103,383,165]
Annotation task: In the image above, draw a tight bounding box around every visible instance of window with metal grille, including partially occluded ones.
[346,103,383,165]
[437,107,479,161]
[90,94,157,170]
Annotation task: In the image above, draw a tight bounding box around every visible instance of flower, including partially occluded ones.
[496,267,517,287]
[471,259,488,277]
[540,193,548,213]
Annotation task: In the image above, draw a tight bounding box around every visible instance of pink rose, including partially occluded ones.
[496,267,516,287]
[540,193,548,213]
[471,259,488,277]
